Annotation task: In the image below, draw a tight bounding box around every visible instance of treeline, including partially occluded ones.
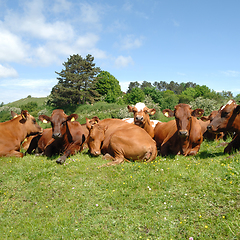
[1,53,240,122]
[46,54,239,114]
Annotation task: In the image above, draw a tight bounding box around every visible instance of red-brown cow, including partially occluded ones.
[0,110,42,157]
[154,104,204,156]
[86,118,157,166]
[39,109,85,164]
[199,111,224,141]
[207,99,240,153]
[127,102,158,138]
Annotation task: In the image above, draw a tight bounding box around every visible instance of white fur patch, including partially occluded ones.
[221,99,234,111]
[135,102,146,112]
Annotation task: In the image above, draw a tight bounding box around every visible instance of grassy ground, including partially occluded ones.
[0,139,239,239]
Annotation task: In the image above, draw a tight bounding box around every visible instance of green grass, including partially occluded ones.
[0,139,239,239]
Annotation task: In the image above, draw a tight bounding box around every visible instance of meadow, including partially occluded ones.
[0,137,239,239]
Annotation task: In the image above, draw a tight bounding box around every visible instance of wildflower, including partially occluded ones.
[205,225,208,228]
[189,237,194,240]
[72,187,75,189]
[222,216,225,219]
[96,204,99,207]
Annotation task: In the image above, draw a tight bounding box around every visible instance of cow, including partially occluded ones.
[199,111,224,141]
[0,110,42,157]
[154,103,204,156]
[207,99,240,154]
[38,109,85,164]
[127,102,160,138]
[86,118,157,166]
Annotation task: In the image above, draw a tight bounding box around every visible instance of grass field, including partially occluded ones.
[0,138,239,240]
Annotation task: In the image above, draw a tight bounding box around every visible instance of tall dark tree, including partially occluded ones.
[48,54,101,107]
[127,81,140,93]
[140,81,153,90]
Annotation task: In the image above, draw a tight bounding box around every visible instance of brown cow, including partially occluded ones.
[207,99,240,153]
[200,111,224,141]
[86,118,157,166]
[154,104,204,156]
[0,110,42,157]
[127,102,158,138]
[39,109,85,164]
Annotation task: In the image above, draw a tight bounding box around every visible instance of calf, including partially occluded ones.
[39,109,85,164]
[0,110,42,157]
[127,102,159,138]
[154,104,204,156]
[86,118,157,166]
[207,99,240,153]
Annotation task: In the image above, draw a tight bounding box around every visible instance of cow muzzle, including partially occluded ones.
[89,149,101,156]
[178,130,189,137]
[52,132,62,139]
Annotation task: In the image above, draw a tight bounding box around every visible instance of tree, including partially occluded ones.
[127,81,140,93]
[95,71,122,103]
[48,54,101,107]
[140,81,153,90]
[123,87,145,105]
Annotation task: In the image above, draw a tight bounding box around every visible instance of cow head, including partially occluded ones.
[19,110,42,136]
[39,109,78,139]
[201,110,218,122]
[207,100,240,133]
[127,102,156,128]
[86,120,107,156]
[163,104,204,138]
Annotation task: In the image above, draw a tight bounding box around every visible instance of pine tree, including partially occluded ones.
[48,54,101,107]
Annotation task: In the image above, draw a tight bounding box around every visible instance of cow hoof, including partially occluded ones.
[56,158,65,164]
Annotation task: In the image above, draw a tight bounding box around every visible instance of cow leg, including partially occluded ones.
[6,150,24,157]
[224,134,240,154]
[56,140,84,164]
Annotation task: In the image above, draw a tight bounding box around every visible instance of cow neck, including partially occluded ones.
[64,121,73,146]
[227,111,240,133]
[179,116,192,155]
[12,116,29,143]
[143,115,154,138]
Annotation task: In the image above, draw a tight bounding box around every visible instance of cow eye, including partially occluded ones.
[221,112,229,118]
[32,119,36,124]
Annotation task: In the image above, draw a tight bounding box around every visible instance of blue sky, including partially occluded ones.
[0,0,240,104]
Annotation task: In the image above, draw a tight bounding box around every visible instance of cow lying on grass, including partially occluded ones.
[0,110,42,157]
[207,99,240,154]
[86,118,157,166]
[154,103,204,156]
[39,109,85,164]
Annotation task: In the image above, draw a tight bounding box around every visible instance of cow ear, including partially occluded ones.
[86,118,92,130]
[39,115,51,123]
[67,114,78,122]
[127,105,133,112]
[192,109,204,117]
[19,110,29,123]
[147,108,156,115]
[162,109,174,118]
[200,116,209,122]
[11,111,18,118]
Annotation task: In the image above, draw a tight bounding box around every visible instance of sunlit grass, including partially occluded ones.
[0,140,239,239]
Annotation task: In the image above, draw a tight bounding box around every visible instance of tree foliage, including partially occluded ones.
[95,71,122,103]
[48,54,101,108]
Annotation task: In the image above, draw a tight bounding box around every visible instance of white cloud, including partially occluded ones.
[115,56,134,68]
[0,29,31,63]
[80,3,101,25]
[0,65,18,78]
[119,35,144,50]
[221,70,240,77]
[53,0,72,13]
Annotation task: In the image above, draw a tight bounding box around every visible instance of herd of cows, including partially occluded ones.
[0,99,240,166]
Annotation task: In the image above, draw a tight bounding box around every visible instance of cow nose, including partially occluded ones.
[207,125,212,131]
[179,130,188,137]
[136,116,143,121]
[52,133,61,138]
